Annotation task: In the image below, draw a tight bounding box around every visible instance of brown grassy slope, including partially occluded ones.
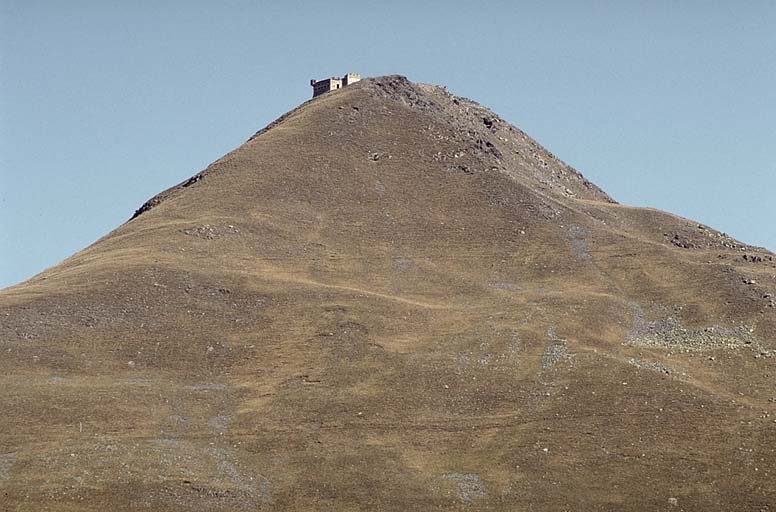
[1,75,775,511]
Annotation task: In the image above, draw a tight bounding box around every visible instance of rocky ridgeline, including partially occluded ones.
[664,223,773,255]
[365,75,616,204]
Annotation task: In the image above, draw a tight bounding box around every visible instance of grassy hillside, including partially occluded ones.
[1,76,774,511]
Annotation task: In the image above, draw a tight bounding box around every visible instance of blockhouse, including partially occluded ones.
[310,73,361,98]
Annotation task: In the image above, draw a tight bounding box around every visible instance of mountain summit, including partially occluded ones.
[2,75,775,510]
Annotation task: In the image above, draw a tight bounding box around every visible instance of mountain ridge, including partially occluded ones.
[1,74,775,511]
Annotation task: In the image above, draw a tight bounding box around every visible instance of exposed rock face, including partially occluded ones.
[1,75,775,511]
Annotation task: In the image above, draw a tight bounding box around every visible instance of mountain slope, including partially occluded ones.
[1,75,775,511]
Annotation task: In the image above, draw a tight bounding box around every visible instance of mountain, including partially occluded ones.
[1,75,775,511]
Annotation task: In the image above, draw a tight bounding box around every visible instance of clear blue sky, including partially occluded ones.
[1,1,774,289]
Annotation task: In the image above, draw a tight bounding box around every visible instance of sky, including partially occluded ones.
[1,1,774,289]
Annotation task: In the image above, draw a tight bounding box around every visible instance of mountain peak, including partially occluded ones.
[131,74,613,221]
